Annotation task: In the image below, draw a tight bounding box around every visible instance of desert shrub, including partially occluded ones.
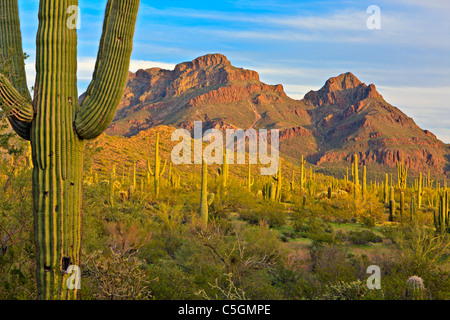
[347,230,383,245]
[196,273,248,300]
[321,280,369,300]
[146,262,198,300]
[239,202,286,227]
[268,267,305,299]
[83,248,154,300]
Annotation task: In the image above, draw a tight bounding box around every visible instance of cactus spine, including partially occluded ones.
[147,133,167,197]
[0,0,140,299]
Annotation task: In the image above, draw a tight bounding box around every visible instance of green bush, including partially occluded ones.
[347,230,383,245]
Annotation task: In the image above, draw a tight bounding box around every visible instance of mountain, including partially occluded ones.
[303,73,449,175]
[106,53,449,176]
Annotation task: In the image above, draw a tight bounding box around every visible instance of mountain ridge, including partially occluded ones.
[105,53,449,176]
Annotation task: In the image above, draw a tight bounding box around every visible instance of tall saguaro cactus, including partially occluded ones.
[0,0,140,299]
[147,133,167,197]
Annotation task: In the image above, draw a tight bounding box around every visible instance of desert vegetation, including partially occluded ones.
[0,127,448,300]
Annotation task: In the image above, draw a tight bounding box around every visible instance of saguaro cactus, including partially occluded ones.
[247,162,254,192]
[147,133,167,197]
[200,159,209,227]
[353,154,359,187]
[218,149,229,187]
[0,0,140,299]
[418,172,423,209]
[397,156,408,189]
[362,165,367,200]
[300,155,305,191]
[410,196,416,221]
[272,158,282,201]
[389,186,396,221]
[435,191,449,233]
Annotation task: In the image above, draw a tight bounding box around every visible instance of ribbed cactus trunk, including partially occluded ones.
[1,0,140,300]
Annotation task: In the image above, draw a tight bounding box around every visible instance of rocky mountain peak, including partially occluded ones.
[174,53,230,75]
[304,72,383,107]
[324,72,361,91]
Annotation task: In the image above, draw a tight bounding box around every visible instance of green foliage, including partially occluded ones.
[239,202,287,227]
[322,280,369,300]
[347,230,382,245]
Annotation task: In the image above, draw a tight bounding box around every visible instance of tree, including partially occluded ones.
[0,0,140,299]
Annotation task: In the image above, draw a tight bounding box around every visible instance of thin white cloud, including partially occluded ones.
[378,85,450,143]
[129,60,175,71]
[25,57,176,92]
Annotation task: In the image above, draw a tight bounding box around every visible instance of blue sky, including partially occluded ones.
[17,0,450,142]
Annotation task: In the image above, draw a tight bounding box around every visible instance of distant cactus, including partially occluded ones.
[217,149,229,188]
[398,192,403,218]
[290,169,295,192]
[327,186,332,199]
[362,165,367,200]
[147,133,167,197]
[418,172,423,209]
[435,191,449,233]
[247,162,255,192]
[353,154,359,187]
[300,155,305,191]
[389,186,396,221]
[384,173,389,205]
[405,276,425,300]
[200,159,209,227]
[410,196,416,221]
[168,162,181,189]
[397,155,408,189]
[272,158,282,201]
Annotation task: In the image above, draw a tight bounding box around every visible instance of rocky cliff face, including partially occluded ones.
[304,72,449,174]
[106,54,450,176]
[108,53,311,139]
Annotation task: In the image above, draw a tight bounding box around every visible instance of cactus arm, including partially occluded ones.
[0,0,34,139]
[147,159,154,176]
[0,75,33,139]
[0,73,34,121]
[160,160,167,177]
[74,0,140,139]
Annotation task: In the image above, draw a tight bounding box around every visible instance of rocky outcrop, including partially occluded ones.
[304,72,383,107]
[105,54,449,176]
